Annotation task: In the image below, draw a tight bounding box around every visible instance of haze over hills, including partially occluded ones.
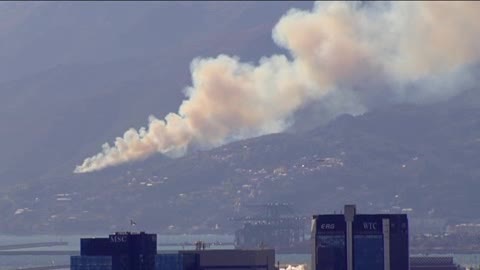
[2,88,480,234]
[1,1,480,234]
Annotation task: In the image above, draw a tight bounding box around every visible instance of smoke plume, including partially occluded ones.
[75,1,480,173]
[280,265,307,270]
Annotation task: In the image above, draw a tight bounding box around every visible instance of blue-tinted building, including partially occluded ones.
[71,256,112,270]
[312,205,408,270]
[71,232,275,270]
[72,232,157,270]
[155,253,199,270]
[314,215,346,270]
[155,253,183,270]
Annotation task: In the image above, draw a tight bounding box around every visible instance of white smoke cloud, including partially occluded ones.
[75,1,480,173]
[280,264,307,270]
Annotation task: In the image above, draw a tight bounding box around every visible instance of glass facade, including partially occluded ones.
[72,253,198,270]
[314,215,347,270]
[352,215,385,270]
[389,215,409,270]
[313,210,408,270]
[155,254,183,270]
[76,232,157,270]
[71,256,112,270]
[316,235,346,270]
[353,235,383,270]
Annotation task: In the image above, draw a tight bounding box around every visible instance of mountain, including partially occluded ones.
[2,88,480,234]
[1,2,480,235]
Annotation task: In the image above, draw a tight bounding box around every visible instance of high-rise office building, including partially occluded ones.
[71,232,275,270]
[312,205,408,270]
[72,232,157,270]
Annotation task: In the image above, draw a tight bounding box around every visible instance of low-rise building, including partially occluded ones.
[410,256,463,270]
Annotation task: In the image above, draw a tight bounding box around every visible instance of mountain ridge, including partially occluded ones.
[2,89,480,234]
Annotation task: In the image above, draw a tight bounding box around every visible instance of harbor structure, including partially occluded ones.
[233,203,309,253]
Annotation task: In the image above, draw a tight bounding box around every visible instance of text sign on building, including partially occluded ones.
[316,215,346,234]
[362,222,378,230]
[354,215,384,234]
[109,235,128,243]
[320,223,336,230]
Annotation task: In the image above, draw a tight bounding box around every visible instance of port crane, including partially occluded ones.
[231,203,310,253]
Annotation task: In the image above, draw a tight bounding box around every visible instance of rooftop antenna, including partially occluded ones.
[130,219,137,232]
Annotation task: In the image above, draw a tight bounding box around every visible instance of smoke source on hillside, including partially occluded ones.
[75,1,480,173]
